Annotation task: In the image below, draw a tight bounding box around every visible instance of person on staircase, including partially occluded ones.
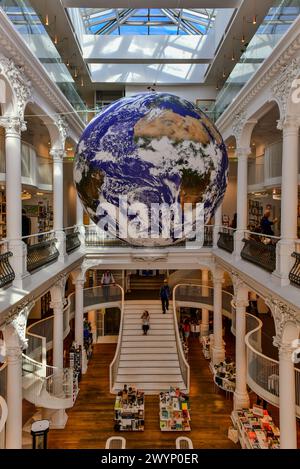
[160,279,171,314]
[101,270,115,302]
[141,310,150,335]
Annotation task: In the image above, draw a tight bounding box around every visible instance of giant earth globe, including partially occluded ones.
[74,92,228,246]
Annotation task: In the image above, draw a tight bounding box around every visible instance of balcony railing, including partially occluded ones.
[64,226,81,254]
[84,225,214,248]
[289,243,300,287]
[241,231,279,273]
[25,231,59,273]
[0,242,15,287]
[217,227,235,253]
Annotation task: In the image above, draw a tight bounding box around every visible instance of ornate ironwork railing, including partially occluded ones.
[0,250,15,287]
[65,227,81,254]
[241,232,279,272]
[25,231,59,273]
[217,228,234,253]
[289,251,300,287]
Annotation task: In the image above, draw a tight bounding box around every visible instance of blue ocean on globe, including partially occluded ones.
[74,92,228,246]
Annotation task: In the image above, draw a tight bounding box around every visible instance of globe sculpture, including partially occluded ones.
[74,93,228,246]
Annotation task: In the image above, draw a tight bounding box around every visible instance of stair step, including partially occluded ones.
[121,347,177,354]
[122,335,175,342]
[121,341,176,347]
[119,360,179,367]
[120,353,178,361]
[114,382,186,391]
[115,375,183,383]
[123,319,173,324]
[123,324,174,330]
[118,367,181,375]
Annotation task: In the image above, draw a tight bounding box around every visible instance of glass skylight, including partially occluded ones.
[80,8,215,36]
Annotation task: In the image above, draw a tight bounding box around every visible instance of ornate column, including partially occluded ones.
[74,275,87,374]
[50,278,66,371]
[211,267,225,364]
[277,343,297,448]
[234,147,251,257]
[50,148,67,262]
[274,117,299,285]
[76,194,85,245]
[200,269,210,337]
[213,204,222,248]
[1,117,28,286]
[233,281,250,410]
[2,303,32,448]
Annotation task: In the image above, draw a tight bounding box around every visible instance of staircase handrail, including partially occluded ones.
[245,313,300,416]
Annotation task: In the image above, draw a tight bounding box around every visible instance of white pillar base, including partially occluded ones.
[55,230,68,263]
[233,230,244,260]
[211,346,225,365]
[233,391,250,410]
[272,239,295,287]
[41,408,68,429]
[82,349,88,374]
[200,323,210,337]
[9,240,29,289]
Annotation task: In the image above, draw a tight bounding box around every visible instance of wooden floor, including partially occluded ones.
[48,336,236,449]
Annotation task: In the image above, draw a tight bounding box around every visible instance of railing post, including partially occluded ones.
[213,205,222,248]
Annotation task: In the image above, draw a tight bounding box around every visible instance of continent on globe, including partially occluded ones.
[74,92,228,247]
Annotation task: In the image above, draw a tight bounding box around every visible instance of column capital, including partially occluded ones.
[236,146,251,158]
[0,116,27,135]
[3,301,34,351]
[235,298,249,309]
[212,266,223,284]
[265,297,299,345]
[278,116,300,133]
[74,278,85,288]
[50,148,65,160]
[50,299,65,311]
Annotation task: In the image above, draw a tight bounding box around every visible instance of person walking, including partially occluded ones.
[160,279,171,314]
[101,270,115,302]
[183,319,191,343]
[141,310,150,336]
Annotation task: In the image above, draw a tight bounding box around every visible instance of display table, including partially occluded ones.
[210,361,236,395]
[230,407,280,449]
[114,386,144,431]
[159,388,191,431]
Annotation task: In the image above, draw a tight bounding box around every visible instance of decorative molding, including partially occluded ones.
[131,253,168,262]
[232,109,247,144]
[265,297,299,347]
[4,301,34,350]
[50,148,65,160]
[0,54,32,119]
[272,57,300,126]
[56,115,69,147]
[0,115,26,134]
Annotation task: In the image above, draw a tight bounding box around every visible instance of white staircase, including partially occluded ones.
[113,300,186,394]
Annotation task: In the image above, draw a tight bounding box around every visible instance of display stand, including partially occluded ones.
[230,407,280,449]
[159,388,191,431]
[114,386,144,431]
[210,361,236,395]
[69,342,81,401]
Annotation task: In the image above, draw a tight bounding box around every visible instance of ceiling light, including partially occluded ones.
[67,59,70,67]
[45,14,49,26]
[241,34,245,44]
[67,147,73,151]
[74,68,78,78]
[36,192,44,196]
[81,77,84,87]
[253,15,257,25]
[222,70,226,78]
[54,34,58,45]
[232,51,235,61]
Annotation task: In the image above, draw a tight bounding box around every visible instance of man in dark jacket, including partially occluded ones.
[22,208,31,242]
[160,279,171,314]
[260,210,277,236]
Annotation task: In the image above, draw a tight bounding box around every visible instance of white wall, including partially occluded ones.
[125,84,217,103]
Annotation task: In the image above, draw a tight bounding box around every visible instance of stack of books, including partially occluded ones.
[159,387,191,431]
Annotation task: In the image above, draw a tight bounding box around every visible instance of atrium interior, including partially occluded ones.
[0,0,299,452]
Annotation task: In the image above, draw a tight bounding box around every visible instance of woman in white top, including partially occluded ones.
[141,310,150,336]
